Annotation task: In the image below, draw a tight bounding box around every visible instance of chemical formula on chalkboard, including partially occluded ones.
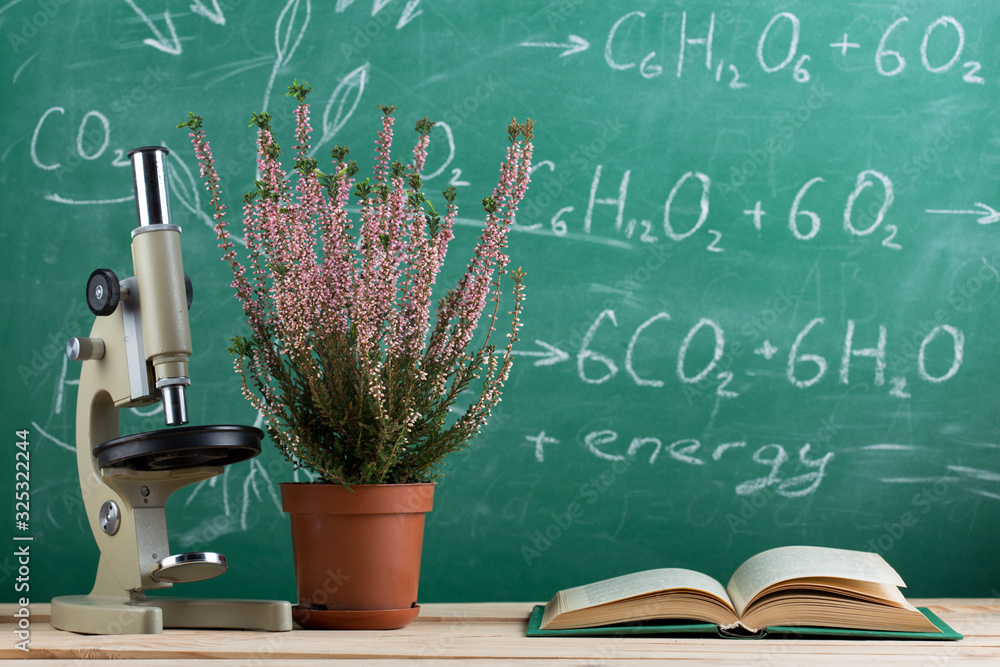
[523,10,987,88]
[524,165,912,251]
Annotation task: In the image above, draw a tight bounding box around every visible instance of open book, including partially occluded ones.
[537,546,954,637]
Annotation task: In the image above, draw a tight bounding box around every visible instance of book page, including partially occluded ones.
[540,568,738,630]
[793,577,914,607]
[726,546,907,616]
[561,568,733,612]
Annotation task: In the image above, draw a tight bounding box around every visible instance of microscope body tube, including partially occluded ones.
[129,146,191,426]
[131,228,191,424]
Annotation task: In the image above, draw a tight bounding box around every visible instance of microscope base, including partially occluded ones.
[51,594,293,634]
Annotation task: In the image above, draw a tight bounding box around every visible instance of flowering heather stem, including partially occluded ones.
[180,90,534,485]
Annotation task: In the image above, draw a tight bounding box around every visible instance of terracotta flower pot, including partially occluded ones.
[280,482,434,630]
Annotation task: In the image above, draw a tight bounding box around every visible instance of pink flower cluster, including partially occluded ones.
[181,87,534,484]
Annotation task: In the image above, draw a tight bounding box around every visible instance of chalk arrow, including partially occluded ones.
[925,202,1000,225]
[510,339,570,366]
[45,193,133,205]
[124,0,183,55]
[519,34,589,58]
[396,0,422,29]
[190,0,226,25]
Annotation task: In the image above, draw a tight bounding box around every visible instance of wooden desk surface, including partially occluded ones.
[3,600,998,665]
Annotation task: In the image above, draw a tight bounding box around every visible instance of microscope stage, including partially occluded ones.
[94,424,263,471]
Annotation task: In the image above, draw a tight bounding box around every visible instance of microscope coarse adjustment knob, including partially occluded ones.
[86,269,121,316]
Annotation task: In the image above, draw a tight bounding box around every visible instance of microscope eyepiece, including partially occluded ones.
[128,146,172,228]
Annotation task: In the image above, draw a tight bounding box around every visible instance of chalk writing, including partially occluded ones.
[529,164,907,251]
[535,428,835,498]
[529,9,988,88]
[568,308,964,399]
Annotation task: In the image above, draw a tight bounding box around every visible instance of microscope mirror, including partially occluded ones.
[151,552,228,583]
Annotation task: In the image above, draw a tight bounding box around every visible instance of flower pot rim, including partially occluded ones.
[280,480,435,515]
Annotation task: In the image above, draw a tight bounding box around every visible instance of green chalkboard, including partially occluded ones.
[3,1,1000,607]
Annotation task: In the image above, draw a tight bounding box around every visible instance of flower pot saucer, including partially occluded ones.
[292,604,420,630]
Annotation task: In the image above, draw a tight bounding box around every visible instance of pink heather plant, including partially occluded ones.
[179,80,534,485]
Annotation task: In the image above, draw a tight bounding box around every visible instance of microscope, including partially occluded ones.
[50,147,292,634]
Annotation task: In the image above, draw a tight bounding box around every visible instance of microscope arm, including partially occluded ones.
[73,311,220,597]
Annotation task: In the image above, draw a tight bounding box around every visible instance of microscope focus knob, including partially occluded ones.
[86,269,121,316]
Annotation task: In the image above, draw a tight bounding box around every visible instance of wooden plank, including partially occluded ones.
[10,661,1000,667]
[6,601,533,624]
[6,661,1000,667]
[3,601,998,663]
[9,599,995,622]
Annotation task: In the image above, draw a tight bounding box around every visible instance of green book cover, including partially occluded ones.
[525,605,963,640]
